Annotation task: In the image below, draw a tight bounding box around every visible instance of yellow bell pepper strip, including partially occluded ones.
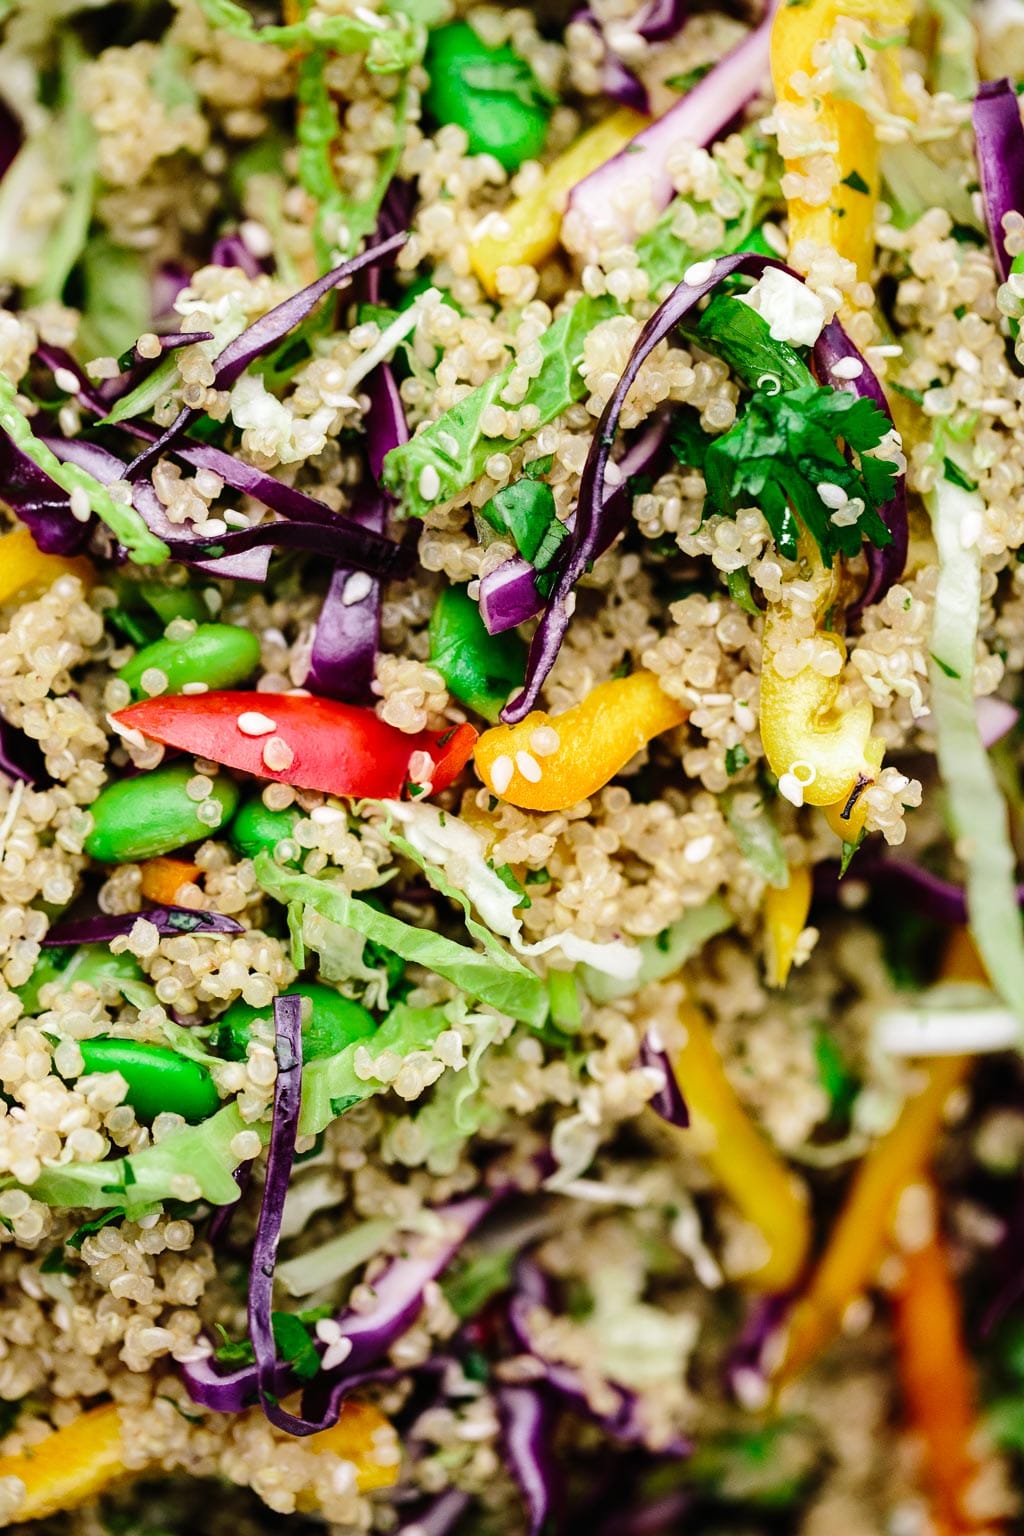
[0,524,94,605]
[778,930,983,1380]
[468,109,646,297]
[759,545,886,844]
[473,670,686,812]
[139,855,204,905]
[770,0,911,282]
[671,1002,812,1290]
[763,864,813,989]
[0,1398,398,1521]
[893,1225,1000,1536]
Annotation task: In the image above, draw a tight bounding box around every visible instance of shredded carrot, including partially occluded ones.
[138,856,203,905]
[894,1222,999,1535]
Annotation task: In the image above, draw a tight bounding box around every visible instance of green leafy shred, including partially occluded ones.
[0,374,169,565]
[724,793,789,888]
[702,383,896,564]
[192,0,424,71]
[580,898,733,1003]
[479,475,568,570]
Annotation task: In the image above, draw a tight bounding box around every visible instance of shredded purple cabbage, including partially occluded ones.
[0,96,22,184]
[305,493,387,703]
[496,1384,562,1536]
[813,319,907,617]
[814,853,1024,924]
[502,255,791,722]
[567,13,771,249]
[973,78,1024,284]
[152,263,192,326]
[574,1,688,112]
[250,994,310,1435]
[211,233,266,278]
[126,230,407,482]
[0,427,93,556]
[397,1490,472,1536]
[508,1259,690,1456]
[594,1489,693,1536]
[722,1291,792,1403]
[206,1157,255,1248]
[638,1032,689,1128]
[43,907,244,946]
[479,413,669,637]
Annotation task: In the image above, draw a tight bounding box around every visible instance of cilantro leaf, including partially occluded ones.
[479,477,568,570]
[702,383,896,564]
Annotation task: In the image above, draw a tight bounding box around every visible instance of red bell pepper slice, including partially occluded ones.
[112,692,477,800]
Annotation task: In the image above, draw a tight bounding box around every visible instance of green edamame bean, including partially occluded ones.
[77,1039,219,1123]
[429,586,526,723]
[424,22,552,172]
[138,580,208,628]
[216,981,376,1062]
[228,797,301,864]
[16,947,144,1015]
[85,765,240,864]
[117,623,260,700]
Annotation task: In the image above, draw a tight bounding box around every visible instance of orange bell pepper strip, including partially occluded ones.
[894,1224,1000,1536]
[671,1002,812,1290]
[113,692,477,801]
[139,856,204,904]
[0,1398,398,1521]
[469,109,647,297]
[473,671,686,812]
[779,933,981,1381]
[0,525,94,605]
[763,864,813,989]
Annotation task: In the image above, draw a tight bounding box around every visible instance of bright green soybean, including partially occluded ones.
[228,797,301,863]
[215,981,376,1062]
[116,622,260,700]
[85,764,240,864]
[77,1039,220,1123]
[137,580,208,628]
[423,22,552,172]
[16,947,144,1014]
[429,586,526,723]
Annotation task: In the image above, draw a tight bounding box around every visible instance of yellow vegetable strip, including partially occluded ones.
[474,670,686,812]
[763,864,813,989]
[0,525,94,605]
[0,1399,398,1521]
[468,110,646,297]
[672,1002,812,1290]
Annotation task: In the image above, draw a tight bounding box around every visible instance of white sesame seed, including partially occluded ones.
[816,482,849,509]
[222,510,249,528]
[418,464,441,502]
[490,754,514,796]
[342,572,374,606]
[53,367,80,395]
[829,356,864,380]
[69,486,92,522]
[181,681,209,695]
[321,1337,354,1372]
[311,805,346,825]
[437,431,461,458]
[684,259,717,286]
[408,750,435,783]
[515,751,542,783]
[529,726,560,757]
[262,736,295,772]
[684,833,714,864]
[315,1317,343,1346]
[237,711,277,736]
[778,771,806,807]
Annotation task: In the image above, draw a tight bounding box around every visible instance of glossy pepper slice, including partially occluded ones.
[112,692,477,800]
[474,671,686,812]
[0,524,94,604]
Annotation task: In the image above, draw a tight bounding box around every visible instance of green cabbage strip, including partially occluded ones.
[24,35,96,308]
[256,853,548,1027]
[383,141,780,517]
[193,0,423,71]
[0,375,169,565]
[579,897,734,1003]
[927,470,1024,1026]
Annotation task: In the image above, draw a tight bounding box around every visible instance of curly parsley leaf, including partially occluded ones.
[702,383,897,563]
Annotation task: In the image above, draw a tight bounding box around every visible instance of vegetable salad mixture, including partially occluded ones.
[3,0,1024,1531]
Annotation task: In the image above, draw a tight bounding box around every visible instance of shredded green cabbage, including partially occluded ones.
[927,470,1024,1026]
[580,898,734,1003]
[193,0,423,71]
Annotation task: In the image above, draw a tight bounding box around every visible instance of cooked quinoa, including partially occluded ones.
[0,0,1021,1531]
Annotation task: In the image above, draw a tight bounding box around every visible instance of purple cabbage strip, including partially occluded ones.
[972,78,1024,284]
[397,1489,472,1536]
[211,233,266,278]
[496,1384,562,1536]
[182,1186,506,1417]
[365,359,410,486]
[126,230,407,481]
[502,254,793,722]
[206,1156,255,1248]
[152,262,192,326]
[43,907,244,946]
[722,1290,792,1404]
[250,994,309,1435]
[567,9,773,251]
[593,1489,693,1536]
[0,96,23,184]
[0,427,93,556]
[638,1031,688,1128]
[479,412,669,637]
[814,853,1024,924]
[814,319,907,617]
[508,1259,690,1457]
[0,713,44,786]
[574,1,688,113]
[305,492,387,703]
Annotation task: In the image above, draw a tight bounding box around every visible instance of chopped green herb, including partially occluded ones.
[841,169,871,194]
